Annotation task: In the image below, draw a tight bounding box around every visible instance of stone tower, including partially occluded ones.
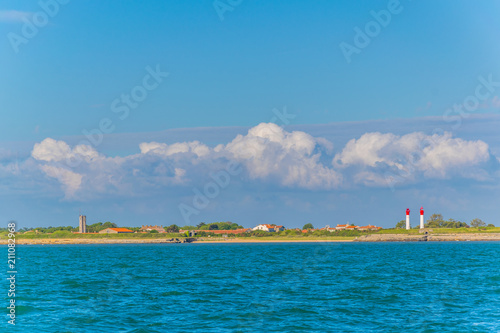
[79,215,87,233]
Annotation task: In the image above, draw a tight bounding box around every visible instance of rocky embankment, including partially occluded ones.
[355,233,500,242]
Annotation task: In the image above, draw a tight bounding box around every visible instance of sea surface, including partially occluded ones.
[3,242,500,332]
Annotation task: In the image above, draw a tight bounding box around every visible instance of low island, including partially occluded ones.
[1,215,499,245]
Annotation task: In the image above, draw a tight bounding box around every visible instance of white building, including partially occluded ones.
[252,224,285,232]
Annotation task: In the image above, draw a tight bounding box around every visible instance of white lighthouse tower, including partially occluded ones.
[406,208,410,230]
[420,207,424,229]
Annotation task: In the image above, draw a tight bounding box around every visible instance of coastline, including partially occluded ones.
[1,238,355,245]
[3,233,500,245]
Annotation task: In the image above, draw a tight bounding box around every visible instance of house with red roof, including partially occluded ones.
[252,224,285,232]
[357,225,382,231]
[140,225,166,233]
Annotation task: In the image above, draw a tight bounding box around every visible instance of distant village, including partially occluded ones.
[72,215,382,236]
[20,209,494,237]
[16,214,385,237]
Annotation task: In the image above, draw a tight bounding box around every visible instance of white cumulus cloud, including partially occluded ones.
[139,141,210,157]
[222,123,341,189]
[334,131,491,185]
[39,165,83,198]
[32,138,101,163]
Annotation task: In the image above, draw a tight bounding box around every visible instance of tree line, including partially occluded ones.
[9,221,244,234]
[164,221,243,233]
[13,222,119,233]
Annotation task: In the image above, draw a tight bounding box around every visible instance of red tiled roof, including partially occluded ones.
[357,226,382,230]
[109,228,133,232]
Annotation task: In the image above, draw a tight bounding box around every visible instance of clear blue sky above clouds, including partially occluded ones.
[1,0,500,228]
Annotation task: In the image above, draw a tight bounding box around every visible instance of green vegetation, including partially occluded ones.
[470,218,486,228]
[165,224,180,233]
[388,213,498,234]
[4,215,498,242]
[395,220,406,229]
[1,231,183,240]
[33,226,77,233]
[3,227,369,240]
[424,214,468,228]
[195,221,243,230]
[17,221,119,234]
[179,225,197,230]
[236,229,367,238]
[168,221,244,231]
[86,222,118,233]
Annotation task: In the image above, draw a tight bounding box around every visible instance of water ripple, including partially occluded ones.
[3,242,500,332]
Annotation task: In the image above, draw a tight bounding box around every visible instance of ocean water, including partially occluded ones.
[3,242,500,332]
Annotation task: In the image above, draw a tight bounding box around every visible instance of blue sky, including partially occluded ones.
[1,0,500,229]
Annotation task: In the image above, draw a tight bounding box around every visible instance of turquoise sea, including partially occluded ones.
[3,242,500,332]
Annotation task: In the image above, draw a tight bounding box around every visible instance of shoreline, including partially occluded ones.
[1,238,355,245]
[3,233,500,245]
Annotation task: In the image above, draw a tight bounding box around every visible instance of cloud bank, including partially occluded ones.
[0,123,496,200]
[334,131,491,186]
